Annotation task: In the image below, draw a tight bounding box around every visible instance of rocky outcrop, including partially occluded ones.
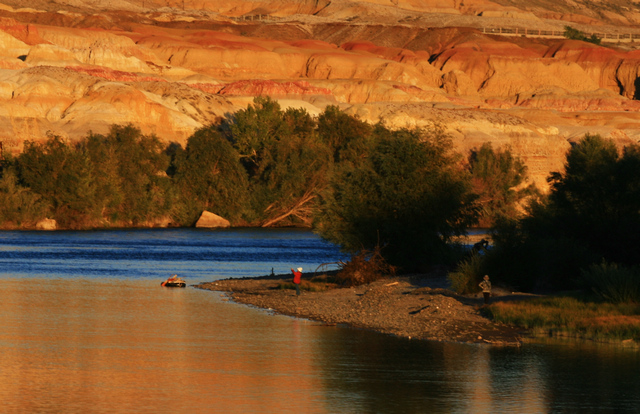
[195,211,231,228]
[35,218,57,230]
[442,69,477,96]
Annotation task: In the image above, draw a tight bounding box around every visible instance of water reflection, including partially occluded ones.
[315,328,640,414]
[0,278,330,413]
[0,230,638,413]
[1,278,639,413]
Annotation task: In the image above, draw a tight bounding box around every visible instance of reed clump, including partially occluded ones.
[579,261,640,304]
[487,296,640,342]
[448,253,484,295]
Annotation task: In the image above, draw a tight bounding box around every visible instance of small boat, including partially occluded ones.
[161,275,186,287]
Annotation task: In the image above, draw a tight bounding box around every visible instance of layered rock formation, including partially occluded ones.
[1,0,640,189]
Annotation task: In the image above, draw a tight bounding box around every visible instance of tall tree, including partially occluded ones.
[17,134,98,227]
[468,142,536,226]
[172,125,250,225]
[220,97,331,226]
[487,134,640,290]
[317,105,373,166]
[548,134,640,264]
[221,95,286,180]
[82,132,125,223]
[315,124,478,270]
[87,124,173,225]
[0,169,47,227]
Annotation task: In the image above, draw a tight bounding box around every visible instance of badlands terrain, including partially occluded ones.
[2,0,640,188]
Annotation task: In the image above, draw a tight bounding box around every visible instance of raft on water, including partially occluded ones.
[161,275,186,288]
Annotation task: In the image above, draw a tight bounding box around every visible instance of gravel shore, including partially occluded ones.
[196,273,526,346]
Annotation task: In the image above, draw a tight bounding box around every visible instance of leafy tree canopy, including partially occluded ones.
[172,125,250,224]
[487,134,640,290]
[317,105,373,166]
[315,124,478,270]
[17,134,98,227]
[468,142,536,226]
[547,134,640,265]
[219,96,332,226]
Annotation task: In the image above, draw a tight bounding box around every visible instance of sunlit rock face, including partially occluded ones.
[1,0,640,189]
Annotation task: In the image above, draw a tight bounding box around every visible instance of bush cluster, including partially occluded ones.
[479,134,640,300]
[335,247,396,287]
[564,26,601,45]
[447,253,485,295]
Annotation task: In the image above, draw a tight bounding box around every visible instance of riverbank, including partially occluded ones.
[196,272,528,346]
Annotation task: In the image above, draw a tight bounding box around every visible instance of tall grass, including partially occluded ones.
[487,296,640,342]
[448,253,484,294]
[579,261,640,304]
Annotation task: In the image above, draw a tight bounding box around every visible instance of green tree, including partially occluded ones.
[317,105,373,166]
[221,96,287,179]
[220,97,331,226]
[85,124,173,226]
[548,134,640,265]
[486,134,640,290]
[172,125,250,225]
[258,107,331,227]
[468,142,536,226]
[82,132,125,223]
[17,134,99,227]
[110,124,173,225]
[315,124,478,270]
[0,168,48,227]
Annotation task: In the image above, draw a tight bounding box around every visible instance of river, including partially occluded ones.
[0,229,638,413]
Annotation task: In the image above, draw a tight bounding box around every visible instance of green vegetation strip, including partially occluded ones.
[487,296,640,342]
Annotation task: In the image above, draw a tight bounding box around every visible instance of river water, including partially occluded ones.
[0,229,638,413]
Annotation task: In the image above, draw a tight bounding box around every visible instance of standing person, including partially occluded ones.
[291,267,302,296]
[479,275,491,305]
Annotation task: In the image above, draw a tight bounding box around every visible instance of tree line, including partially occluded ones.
[0,97,530,234]
[6,96,637,296]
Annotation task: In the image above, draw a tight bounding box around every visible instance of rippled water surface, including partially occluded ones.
[0,229,638,413]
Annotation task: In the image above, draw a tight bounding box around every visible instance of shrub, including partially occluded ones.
[564,26,601,45]
[335,246,396,287]
[580,261,640,304]
[448,253,484,294]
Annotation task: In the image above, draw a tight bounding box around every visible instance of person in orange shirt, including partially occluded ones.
[291,267,302,296]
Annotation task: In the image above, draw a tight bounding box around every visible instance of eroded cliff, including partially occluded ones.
[1,0,640,189]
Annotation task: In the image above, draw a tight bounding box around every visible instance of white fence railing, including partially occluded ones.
[224,17,638,43]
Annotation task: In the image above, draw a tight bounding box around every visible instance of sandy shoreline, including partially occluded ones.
[196,273,526,346]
